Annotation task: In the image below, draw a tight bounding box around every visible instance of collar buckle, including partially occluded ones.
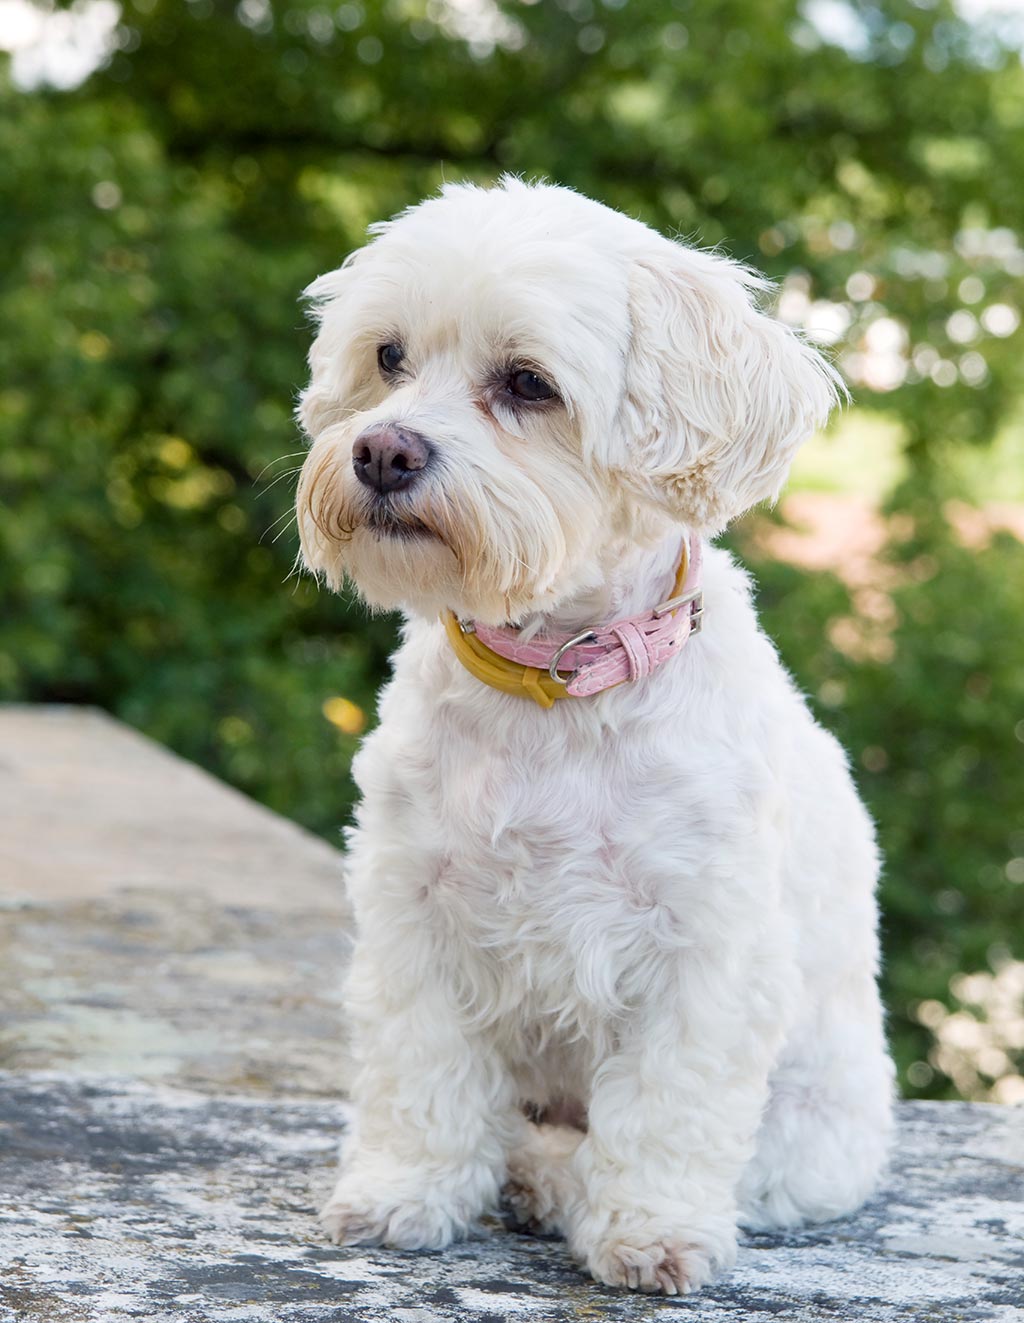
[686,590,705,635]
[547,629,598,685]
[652,585,702,619]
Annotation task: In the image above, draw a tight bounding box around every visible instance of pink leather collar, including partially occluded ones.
[467,534,703,699]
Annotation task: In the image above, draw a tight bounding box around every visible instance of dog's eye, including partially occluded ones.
[377,343,404,377]
[507,369,557,402]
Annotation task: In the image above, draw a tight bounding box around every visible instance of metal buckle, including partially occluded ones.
[652,587,704,635]
[457,619,476,634]
[548,629,597,684]
[652,586,701,617]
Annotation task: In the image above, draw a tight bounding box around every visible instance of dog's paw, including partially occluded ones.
[318,1176,475,1251]
[503,1123,583,1235]
[319,1198,386,1247]
[585,1233,714,1296]
[502,1172,559,1235]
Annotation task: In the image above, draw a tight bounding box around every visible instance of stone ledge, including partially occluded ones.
[0,705,353,1097]
[2,1075,1022,1322]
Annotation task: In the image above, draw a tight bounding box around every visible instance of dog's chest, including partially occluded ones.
[387,701,709,1010]
[351,622,787,1052]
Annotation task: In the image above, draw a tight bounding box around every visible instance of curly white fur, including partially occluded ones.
[295,178,894,1295]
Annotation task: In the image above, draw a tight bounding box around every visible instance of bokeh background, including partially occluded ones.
[2,0,1023,1103]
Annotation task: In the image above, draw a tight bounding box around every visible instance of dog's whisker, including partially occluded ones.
[253,452,308,485]
[259,507,298,543]
[270,514,299,547]
[260,466,305,495]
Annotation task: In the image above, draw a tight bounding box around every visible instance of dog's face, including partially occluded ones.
[296,179,839,624]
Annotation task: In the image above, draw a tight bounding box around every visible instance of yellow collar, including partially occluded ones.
[442,540,692,710]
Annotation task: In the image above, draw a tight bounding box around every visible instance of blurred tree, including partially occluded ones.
[736,506,1024,1103]
[1,0,1022,1096]
[83,0,1024,458]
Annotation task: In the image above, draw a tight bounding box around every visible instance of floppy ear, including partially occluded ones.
[296,250,368,440]
[615,245,842,533]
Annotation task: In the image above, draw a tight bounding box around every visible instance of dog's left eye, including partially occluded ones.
[377,343,405,376]
[507,369,557,402]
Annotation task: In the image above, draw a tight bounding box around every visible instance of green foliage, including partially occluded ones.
[735,506,1024,1099]
[0,83,396,829]
[2,0,1022,1098]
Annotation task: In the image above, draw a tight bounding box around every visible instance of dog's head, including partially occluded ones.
[296,178,840,624]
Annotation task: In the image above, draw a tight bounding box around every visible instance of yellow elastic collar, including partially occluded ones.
[442,541,690,709]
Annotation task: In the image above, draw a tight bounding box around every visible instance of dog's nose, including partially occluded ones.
[352,425,432,495]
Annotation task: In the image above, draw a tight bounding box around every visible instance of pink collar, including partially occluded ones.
[460,534,704,701]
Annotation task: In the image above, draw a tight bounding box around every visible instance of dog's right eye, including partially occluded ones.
[377,343,404,377]
[507,369,557,403]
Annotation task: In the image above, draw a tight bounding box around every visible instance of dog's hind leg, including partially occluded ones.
[737,982,895,1232]
[504,1121,585,1235]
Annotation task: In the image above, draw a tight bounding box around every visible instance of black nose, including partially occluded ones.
[352,425,432,495]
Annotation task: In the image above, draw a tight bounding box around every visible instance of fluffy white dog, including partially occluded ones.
[294,177,894,1296]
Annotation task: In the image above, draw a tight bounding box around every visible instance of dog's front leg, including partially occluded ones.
[320,934,518,1250]
[567,946,791,1295]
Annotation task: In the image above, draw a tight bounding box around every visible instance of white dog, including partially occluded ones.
[294,177,894,1296]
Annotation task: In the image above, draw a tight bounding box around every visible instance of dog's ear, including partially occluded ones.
[615,245,842,532]
[296,251,367,439]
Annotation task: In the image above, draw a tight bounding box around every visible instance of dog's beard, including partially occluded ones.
[296,437,579,623]
[363,501,435,541]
